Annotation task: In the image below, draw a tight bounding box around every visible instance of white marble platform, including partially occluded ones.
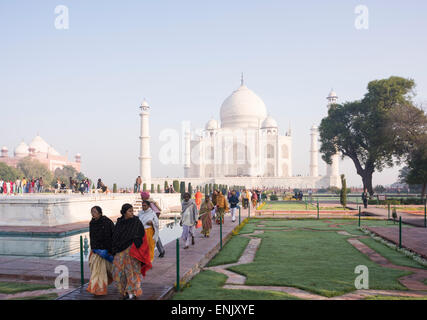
[0,193,181,227]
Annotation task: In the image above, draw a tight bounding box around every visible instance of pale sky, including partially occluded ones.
[1,1,426,188]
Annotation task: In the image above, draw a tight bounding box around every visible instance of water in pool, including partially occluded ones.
[0,219,183,261]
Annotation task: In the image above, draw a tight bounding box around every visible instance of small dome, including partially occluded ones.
[220,84,268,128]
[75,153,81,157]
[261,116,278,128]
[311,124,318,130]
[205,119,219,130]
[1,146,8,151]
[14,141,29,157]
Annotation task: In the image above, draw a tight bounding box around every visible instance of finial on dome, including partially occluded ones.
[241,72,244,86]
[140,98,150,110]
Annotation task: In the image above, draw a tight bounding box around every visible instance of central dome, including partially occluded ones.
[220,85,268,128]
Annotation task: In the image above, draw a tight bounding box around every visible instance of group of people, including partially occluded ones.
[87,191,164,300]
[0,177,44,194]
[87,187,255,299]
[181,188,259,248]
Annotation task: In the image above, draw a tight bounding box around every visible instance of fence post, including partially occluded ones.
[399,216,402,248]
[80,235,84,287]
[317,200,319,219]
[424,198,426,228]
[220,215,223,249]
[176,238,180,292]
[358,206,361,227]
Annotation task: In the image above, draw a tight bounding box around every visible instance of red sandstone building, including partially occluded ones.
[0,135,81,172]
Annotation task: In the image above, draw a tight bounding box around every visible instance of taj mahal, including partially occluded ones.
[141,77,342,190]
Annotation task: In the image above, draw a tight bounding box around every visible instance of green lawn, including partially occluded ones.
[358,238,424,268]
[262,201,351,211]
[172,270,299,300]
[173,218,424,299]
[207,236,250,267]
[0,282,55,294]
[9,293,58,300]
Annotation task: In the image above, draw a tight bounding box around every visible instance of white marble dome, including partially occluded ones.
[220,85,268,128]
[261,115,278,128]
[205,119,219,130]
[29,135,61,156]
[14,141,29,157]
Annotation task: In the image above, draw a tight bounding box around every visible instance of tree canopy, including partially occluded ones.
[16,157,54,186]
[319,76,417,195]
[0,163,23,181]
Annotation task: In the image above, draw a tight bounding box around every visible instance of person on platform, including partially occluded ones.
[180,192,198,249]
[229,190,239,223]
[112,204,151,300]
[215,190,229,224]
[138,200,159,262]
[87,206,114,296]
[199,196,214,237]
[97,179,108,193]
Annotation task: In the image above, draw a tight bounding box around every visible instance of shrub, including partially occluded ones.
[270,194,279,201]
[113,183,117,193]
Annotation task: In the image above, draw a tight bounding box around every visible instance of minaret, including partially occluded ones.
[139,99,151,187]
[326,89,340,185]
[309,125,319,177]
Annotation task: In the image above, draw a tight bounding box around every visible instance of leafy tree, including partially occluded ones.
[319,77,416,195]
[0,163,23,181]
[164,180,168,192]
[17,157,53,186]
[390,104,427,199]
[374,185,386,193]
[53,165,78,187]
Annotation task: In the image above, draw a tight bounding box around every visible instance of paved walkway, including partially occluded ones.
[56,209,250,300]
[0,256,90,286]
[366,226,427,259]
[347,204,427,227]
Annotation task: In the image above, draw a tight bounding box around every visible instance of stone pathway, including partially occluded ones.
[205,223,427,300]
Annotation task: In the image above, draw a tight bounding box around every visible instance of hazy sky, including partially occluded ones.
[1,1,426,188]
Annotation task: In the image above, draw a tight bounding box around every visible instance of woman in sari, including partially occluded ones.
[112,203,148,300]
[87,206,115,296]
[251,190,258,208]
[138,200,159,262]
[180,193,198,249]
[194,190,203,210]
[199,197,214,237]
